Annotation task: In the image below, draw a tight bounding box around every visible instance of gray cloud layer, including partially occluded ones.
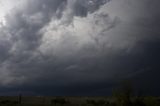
[0,0,160,95]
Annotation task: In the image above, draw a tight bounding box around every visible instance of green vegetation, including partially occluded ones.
[0,96,159,106]
[51,98,70,105]
[0,81,159,106]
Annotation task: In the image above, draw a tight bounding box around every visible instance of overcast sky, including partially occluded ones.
[0,0,160,96]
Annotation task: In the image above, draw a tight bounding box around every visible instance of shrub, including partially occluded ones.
[143,97,160,106]
[51,98,68,105]
[96,100,106,105]
[112,80,133,106]
[86,99,96,105]
[133,97,145,106]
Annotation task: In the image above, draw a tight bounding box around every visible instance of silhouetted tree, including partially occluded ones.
[113,80,133,106]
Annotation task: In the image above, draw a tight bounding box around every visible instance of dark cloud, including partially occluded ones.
[71,0,111,16]
[0,0,160,95]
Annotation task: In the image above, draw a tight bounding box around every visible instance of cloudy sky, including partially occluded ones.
[0,0,160,96]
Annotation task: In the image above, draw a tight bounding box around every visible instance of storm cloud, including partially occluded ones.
[0,0,160,95]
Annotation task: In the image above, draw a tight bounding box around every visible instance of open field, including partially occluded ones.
[0,96,159,106]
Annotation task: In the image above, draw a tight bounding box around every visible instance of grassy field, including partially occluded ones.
[0,81,159,106]
[0,96,159,106]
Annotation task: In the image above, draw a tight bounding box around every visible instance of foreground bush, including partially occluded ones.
[143,97,160,106]
[51,98,70,105]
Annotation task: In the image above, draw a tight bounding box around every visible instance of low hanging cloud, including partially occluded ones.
[0,0,160,95]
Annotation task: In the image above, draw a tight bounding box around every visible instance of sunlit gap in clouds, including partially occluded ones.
[0,0,23,26]
[0,1,8,26]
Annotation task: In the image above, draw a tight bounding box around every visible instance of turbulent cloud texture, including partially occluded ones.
[0,0,160,95]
